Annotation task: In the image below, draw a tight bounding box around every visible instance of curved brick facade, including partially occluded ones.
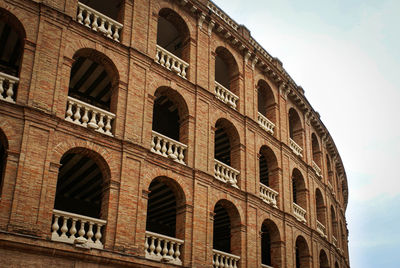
[0,0,349,267]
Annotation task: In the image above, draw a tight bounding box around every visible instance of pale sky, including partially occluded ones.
[212,0,400,267]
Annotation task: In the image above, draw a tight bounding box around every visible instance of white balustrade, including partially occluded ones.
[312,161,322,177]
[155,45,189,79]
[214,159,240,188]
[214,81,239,109]
[0,71,19,103]
[328,181,333,191]
[212,249,240,268]
[145,231,184,265]
[333,236,338,247]
[261,264,274,268]
[316,220,326,237]
[77,2,123,42]
[51,209,106,249]
[293,203,307,223]
[260,183,278,208]
[65,96,115,136]
[151,130,187,165]
[289,138,303,157]
[257,112,275,135]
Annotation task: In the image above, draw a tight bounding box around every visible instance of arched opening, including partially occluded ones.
[66,49,119,135]
[335,261,340,268]
[295,236,311,268]
[151,87,189,164]
[0,129,8,196]
[292,169,307,222]
[312,133,322,168]
[316,189,326,232]
[214,47,240,109]
[213,200,241,266]
[326,154,333,185]
[51,148,110,248]
[257,79,276,124]
[155,8,190,78]
[340,221,346,250]
[319,249,329,268]
[214,119,240,188]
[331,206,338,244]
[145,177,186,265]
[0,9,26,102]
[259,146,279,207]
[288,108,304,152]
[79,0,123,22]
[261,219,282,267]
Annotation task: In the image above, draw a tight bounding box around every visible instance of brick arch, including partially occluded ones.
[292,168,307,209]
[51,140,115,181]
[288,106,304,127]
[0,7,26,40]
[0,120,17,150]
[209,192,244,224]
[261,218,283,268]
[211,39,243,72]
[152,86,191,119]
[147,176,186,207]
[294,234,312,268]
[319,249,329,268]
[254,73,278,99]
[211,116,242,146]
[153,2,195,41]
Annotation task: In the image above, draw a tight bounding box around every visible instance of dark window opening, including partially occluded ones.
[0,20,23,77]
[259,154,269,186]
[215,55,230,89]
[146,180,177,238]
[152,95,180,141]
[0,139,6,195]
[213,203,231,253]
[261,226,272,265]
[79,0,123,22]
[292,179,297,204]
[54,153,104,219]
[296,247,300,268]
[214,125,231,166]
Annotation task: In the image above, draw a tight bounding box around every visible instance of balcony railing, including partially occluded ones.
[214,159,239,188]
[260,183,278,208]
[289,138,303,157]
[0,71,18,103]
[214,81,239,109]
[261,264,274,268]
[293,203,307,223]
[155,45,189,79]
[257,112,275,135]
[316,220,326,237]
[327,181,333,191]
[145,231,184,265]
[77,2,123,42]
[65,96,115,136]
[151,130,187,165]
[312,161,322,178]
[333,236,338,247]
[212,249,240,268]
[51,209,107,249]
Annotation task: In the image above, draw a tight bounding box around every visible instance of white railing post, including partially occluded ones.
[0,71,19,103]
[316,220,327,238]
[214,81,239,109]
[312,161,322,178]
[333,236,338,247]
[145,231,184,265]
[289,138,303,157]
[212,249,240,268]
[77,2,123,42]
[293,203,307,223]
[51,209,106,249]
[214,159,240,188]
[65,96,115,136]
[259,183,278,208]
[150,130,187,165]
[257,112,275,135]
[155,45,189,79]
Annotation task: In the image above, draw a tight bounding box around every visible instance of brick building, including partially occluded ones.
[0,0,350,267]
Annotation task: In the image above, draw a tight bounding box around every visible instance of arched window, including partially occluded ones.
[295,236,311,268]
[311,134,322,176]
[145,177,186,265]
[259,146,279,207]
[261,220,282,267]
[331,206,338,244]
[151,87,189,165]
[51,149,110,249]
[319,249,329,268]
[155,8,190,78]
[288,108,303,156]
[292,169,307,222]
[326,154,333,185]
[257,80,276,134]
[315,189,326,236]
[213,200,241,267]
[214,119,240,188]
[65,49,119,136]
[335,261,340,268]
[214,47,239,109]
[0,9,26,103]
[0,129,8,196]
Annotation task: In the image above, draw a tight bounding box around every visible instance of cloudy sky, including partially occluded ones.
[212,0,400,266]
